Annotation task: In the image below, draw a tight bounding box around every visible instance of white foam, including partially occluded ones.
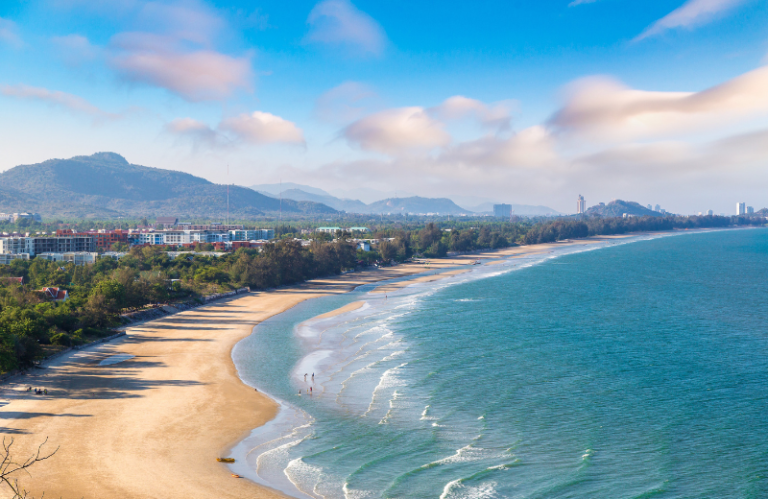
[98,354,134,366]
[284,457,325,499]
[439,480,498,499]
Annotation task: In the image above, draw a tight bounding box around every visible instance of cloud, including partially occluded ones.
[305,0,387,56]
[315,81,379,124]
[635,0,747,40]
[219,111,305,145]
[51,34,101,66]
[549,65,768,141]
[110,33,253,101]
[98,1,254,101]
[343,107,451,154]
[0,16,22,47]
[430,96,515,131]
[440,126,559,169]
[165,117,218,145]
[0,84,117,121]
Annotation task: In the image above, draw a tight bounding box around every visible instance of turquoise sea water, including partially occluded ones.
[232,229,768,499]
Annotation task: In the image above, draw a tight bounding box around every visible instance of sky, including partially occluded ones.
[1,0,768,214]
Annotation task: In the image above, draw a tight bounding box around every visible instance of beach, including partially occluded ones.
[0,253,492,499]
[0,236,637,498]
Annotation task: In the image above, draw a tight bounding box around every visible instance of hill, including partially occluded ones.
[0,153,335,219]
[272,189,369,213]
[365,197,471,215]
[585,200,663,218]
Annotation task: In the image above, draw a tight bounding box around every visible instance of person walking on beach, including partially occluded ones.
[304,373,307,381]
[310,387,313,395]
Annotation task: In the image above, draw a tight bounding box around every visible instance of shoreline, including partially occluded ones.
[0,227,749,498]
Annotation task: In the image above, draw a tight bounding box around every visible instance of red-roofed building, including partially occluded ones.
[3,277,23,285]
[38,287,68,302]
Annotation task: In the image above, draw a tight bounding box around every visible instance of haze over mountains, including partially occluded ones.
[0,153,335,219]
[251,183,561,216]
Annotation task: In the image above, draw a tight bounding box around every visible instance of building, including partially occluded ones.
[57,229,129,250]
[37,252,99,266]
[747,206,754,214]
[11,213,42,223]
[348,227,370,233]
[654,204,661,212]
[737,202,746,215]
[576,196,586,214]
[646,204,652,210]
[0,237,28,254]
[26,236,95,255]
[229,229,275,241]
[493,204,512,218]
[156,217,179,226]
[357,241,371,252]
[707,209,714,216]
[0,253,30,265]
[39,287,68,302]
[317,227,341,233]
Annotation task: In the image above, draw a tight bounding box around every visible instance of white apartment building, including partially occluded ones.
[737,202,746,215]
[0,237,28,254]
[577,195,586,214]
[37,252,99,266]
[229,229,274,241]
[0,253,30,265]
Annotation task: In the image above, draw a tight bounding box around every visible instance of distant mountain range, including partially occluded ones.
[0,153,336,219]
[585,200,664,218]
[249,183,560,216]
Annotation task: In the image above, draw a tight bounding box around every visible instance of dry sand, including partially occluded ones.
[0,263,470,499]
[0,234,643,499]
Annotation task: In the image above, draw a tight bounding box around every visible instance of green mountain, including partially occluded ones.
[0,153,335,219]
[585,199,663,218]
[365,196,472,215]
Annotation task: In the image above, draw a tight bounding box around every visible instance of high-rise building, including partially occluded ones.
[707,209,713,216]
[493,204,512,218]
[737,202,746,215]
[576,195,586,214]
[747,206,754,214]
[646,204,652,210]
[654,204,661,212]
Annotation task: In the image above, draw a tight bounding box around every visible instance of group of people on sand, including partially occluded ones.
[299,373,315,396]
[27,386,47,395]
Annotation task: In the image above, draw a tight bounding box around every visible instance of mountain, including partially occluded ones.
[250,182,332,198]
[276,189,369,213]
[465,202,562,216]
[585,200,663,218]
[0,153,336,219]
[364,197,471,215]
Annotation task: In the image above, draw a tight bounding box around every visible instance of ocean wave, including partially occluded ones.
[439,479,499,499]
[284,457,325,499]
[362,362,408,417]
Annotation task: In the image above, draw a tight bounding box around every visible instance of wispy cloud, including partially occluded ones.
[549,65,768,141]
[568,0,600,6]
[635,0,747,41]
[430,96,515,131]
[51,34,101,66]
[305,0,387,57]
[0,84,117,121]
[315,81,379,124]
[343,107,450,153]
[0,16,23,48]
[168,111,305,148]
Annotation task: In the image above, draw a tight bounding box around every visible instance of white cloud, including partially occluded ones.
[165,117,218,145]
[0,84,116,121]
[343,107,450,154]
[0,16,22,48]
[98,1,254,101]
[219,111,305,145]
[110,33,253,101]
[549,65,768,141]
[305,0,387,56]
[430,96,515,130]
[315,81,379,124]
[51,34,101,66]
[441,126,559,169]
[635,0,747,40]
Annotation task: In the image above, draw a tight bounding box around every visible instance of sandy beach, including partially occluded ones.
[0,236,634,498]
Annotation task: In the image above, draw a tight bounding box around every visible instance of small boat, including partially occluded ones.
[231,474,241,478]
[217,457,235,463]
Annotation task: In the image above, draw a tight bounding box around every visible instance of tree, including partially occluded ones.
[0,437,58,499]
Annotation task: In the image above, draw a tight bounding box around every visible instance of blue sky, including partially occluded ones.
[1,0,768,213]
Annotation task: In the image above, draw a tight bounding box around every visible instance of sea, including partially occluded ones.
[230,228,768,499]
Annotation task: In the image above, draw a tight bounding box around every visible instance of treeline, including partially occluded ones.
[522,215,762,245]
[0,239,356,371]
